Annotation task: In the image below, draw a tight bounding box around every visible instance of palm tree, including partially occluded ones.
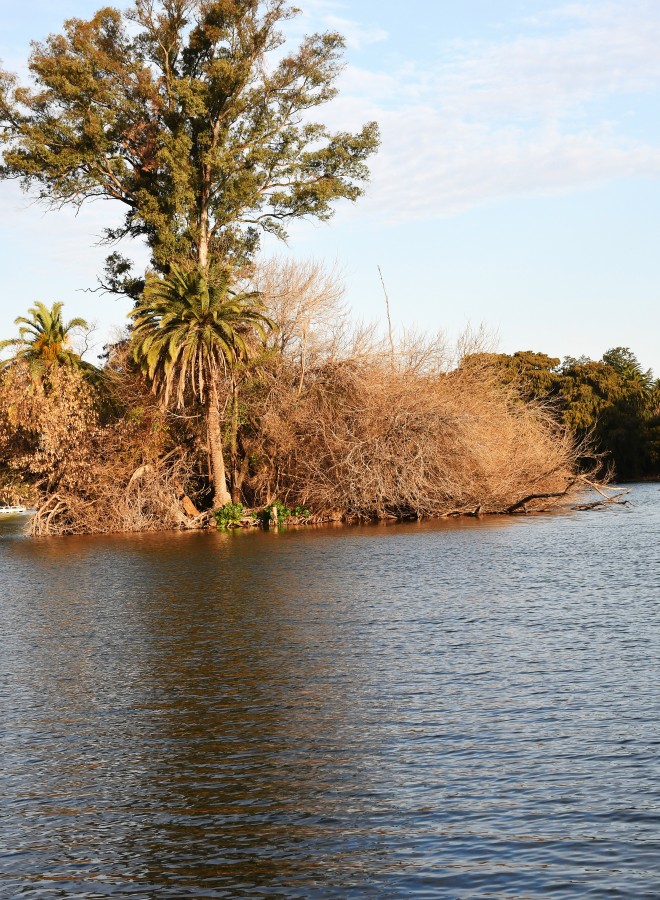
[602,347,654,392]
[130,265,275,508]
[0,301,93,373]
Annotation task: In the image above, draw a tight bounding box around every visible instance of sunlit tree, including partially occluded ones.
[0,1,379,290]
[130,265,274,506]
[0,301,93,374]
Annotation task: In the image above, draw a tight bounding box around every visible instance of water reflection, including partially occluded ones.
[1,485,660,896]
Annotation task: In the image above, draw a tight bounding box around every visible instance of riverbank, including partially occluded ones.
[16,478,624,540]
[2,299,617,537]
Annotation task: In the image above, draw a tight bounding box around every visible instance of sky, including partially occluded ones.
[1,0,659,373]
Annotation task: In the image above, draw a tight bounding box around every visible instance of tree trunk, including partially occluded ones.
[230,380,240,502]
[207,385,231,508]
[198,168,210,272]
[198,218,208,271]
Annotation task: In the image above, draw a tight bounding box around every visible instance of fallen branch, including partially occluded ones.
[507,479,578,514]
[578,477,631,504]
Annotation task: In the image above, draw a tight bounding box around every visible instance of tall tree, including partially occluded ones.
[130,265,274,506]
[0,1,379,285]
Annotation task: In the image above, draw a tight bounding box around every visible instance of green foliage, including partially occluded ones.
[130,265,275,407]
[213,501,244,529]
[0,1,379,280]
[271,499,291,521]
[257,499,292,526]
[211,499,309,529]
[559,353,657,478]
[463,350,562,398]
[0,301,99,380]
[601,347,654,390]
[256,501,309,526]
[98,253,146,303]
[469,346,659,479]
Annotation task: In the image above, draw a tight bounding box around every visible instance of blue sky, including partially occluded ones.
[1,0,659,373]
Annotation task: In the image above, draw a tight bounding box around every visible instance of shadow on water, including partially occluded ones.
[1,484,660,896]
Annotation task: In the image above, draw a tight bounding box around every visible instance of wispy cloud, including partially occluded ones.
[322,15,387,50]
[290,0,387,50]
[322,0,660,221]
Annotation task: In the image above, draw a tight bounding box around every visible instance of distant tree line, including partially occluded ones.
[464,348,660,480]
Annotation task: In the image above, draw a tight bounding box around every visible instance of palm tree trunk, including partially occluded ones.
[207,385,231,508]
[230,379,241,502]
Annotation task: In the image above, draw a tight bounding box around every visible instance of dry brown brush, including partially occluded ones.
[1,260,593,534]
[241,349,583,519]
[0,352,207,535]
[231,259,587,518]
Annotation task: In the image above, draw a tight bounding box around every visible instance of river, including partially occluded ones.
[1,483,659,898]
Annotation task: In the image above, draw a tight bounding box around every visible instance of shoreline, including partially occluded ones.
[10,488,632,539]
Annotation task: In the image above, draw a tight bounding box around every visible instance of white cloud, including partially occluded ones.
[364,116,660,221]
[6,0,660,229]
[285,0,386,48]
[322,15,387,50]
[439,4,660,122]
[321,0,660,222]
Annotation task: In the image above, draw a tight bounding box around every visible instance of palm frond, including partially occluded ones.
[130,264,276,407]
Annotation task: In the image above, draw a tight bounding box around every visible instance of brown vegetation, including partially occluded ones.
[0,351,202,534]
[240,337,582,521]
[0,261,592,535]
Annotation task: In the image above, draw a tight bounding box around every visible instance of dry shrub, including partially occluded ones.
[31,453,199,535]
[2,259,589,533]
[239,258,583,518]
[0,363,97,491]
[246,350,580,518]
[0,363,101,519]
[254,257,348,356]
[0,353,206,535]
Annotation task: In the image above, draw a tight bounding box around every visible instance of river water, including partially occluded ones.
[1,484,659,898]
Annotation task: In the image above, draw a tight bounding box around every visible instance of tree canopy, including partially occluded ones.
[465,347,660,479]
[0,0,379,284]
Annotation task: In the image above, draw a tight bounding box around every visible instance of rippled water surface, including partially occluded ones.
[1,484,659,898]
